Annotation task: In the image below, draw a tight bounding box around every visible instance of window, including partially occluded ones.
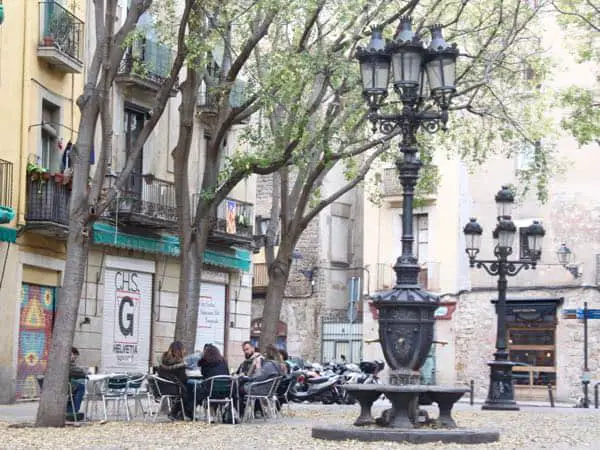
[509,328,556,388]
[124,106,145,171]
[414,214,428,262]
[40,101,61,171]
[330,215,349,264]
[515,218,542,260]
[515,141,539,172]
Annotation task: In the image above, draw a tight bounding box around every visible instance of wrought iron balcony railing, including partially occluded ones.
[382,166,439,199]
[0,159,13,208]
[118,39,177,89]
[107,174,177,228]
[26,177,71,229]
[214,198,253,237]
[38,1,84,63]
[191,195,254,246]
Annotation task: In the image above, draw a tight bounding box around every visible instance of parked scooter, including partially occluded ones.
[289,370,342,404]
[341,360,385,404]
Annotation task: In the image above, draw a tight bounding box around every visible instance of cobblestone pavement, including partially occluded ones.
[0,401,599,449]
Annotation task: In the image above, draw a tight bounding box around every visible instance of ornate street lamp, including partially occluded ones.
[556,243,582,278]
[358,18,459,384]
[463,186,545,411]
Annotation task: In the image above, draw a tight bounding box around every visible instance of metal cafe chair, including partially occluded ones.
[243,377,282,422]
[275,374,297,416]
[146,374,187,422]
[202,375,237,424]
[101,375,131,421]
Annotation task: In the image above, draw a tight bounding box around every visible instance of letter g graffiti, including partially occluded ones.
[119,296,135,336]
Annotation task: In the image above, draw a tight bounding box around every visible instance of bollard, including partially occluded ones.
[547,384,554,408]
[595,383,599,409]
[470,380,474,405]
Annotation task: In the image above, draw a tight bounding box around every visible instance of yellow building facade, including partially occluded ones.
[0,1,256,404]
[0,0,85,402]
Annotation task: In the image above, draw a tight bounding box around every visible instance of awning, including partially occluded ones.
[0,226,17,243]
[93,222,179,256]
[92,222,251,272]
[204,248,251,272]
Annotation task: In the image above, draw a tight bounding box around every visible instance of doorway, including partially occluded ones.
[16,284,56,400]
[124,106,145,197]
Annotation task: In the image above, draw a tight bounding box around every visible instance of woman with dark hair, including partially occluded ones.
[157,341,193,420]
[194,344,230,411]
[198,344,229,379]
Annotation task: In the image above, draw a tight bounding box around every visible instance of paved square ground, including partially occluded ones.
[0,401,599,449]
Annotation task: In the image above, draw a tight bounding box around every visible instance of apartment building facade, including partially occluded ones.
[0,0,254,403]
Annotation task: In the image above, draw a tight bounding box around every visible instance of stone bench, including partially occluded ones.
[343,384,469,429]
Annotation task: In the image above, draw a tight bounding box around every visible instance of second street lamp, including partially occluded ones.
[463,186,546,411]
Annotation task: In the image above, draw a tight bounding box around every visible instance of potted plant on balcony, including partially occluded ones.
[27,162,48,181]
[45,6,74,53]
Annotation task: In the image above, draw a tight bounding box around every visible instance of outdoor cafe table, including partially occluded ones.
[187,374,204,421]
[84,373,129,420]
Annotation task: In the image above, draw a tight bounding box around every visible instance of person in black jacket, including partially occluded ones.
[157,341,192,420]
[198,344,229,379]
[195,344,230,406]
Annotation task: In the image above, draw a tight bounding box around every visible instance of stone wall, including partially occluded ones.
[253,171,367,362]
[451,286,600,403]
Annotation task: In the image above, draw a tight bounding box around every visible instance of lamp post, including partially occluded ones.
[463,186,545,410]
[357,18,459,383]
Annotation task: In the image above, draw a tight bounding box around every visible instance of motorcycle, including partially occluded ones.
[289,370,342,404]
[340,360,385,404]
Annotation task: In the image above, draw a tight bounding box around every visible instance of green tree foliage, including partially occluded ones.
[230,0,560,348]
[552,0,600,146]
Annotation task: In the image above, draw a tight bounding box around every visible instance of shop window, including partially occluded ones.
[505,300,559,400]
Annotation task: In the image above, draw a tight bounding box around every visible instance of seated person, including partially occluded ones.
[238,344,284,416]
[67,347,87,421]
[157,341,193,420]
[236,341,263,376]
[195,344,230,405]
[278,348,291,374]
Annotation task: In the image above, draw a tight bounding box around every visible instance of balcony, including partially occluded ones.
[25,175,71,238]
[116,40,178,94]
[253,262,269,293]
[374,262,439,292]
[205,197,254,248]
[197,79,249,123]
[37,1,84,73]
[197,85,218,116]
[105,174,177,229]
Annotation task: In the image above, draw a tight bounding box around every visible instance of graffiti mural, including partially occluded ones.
[16,284,55,400]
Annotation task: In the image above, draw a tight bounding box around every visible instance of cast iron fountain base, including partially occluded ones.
[311,384,500,445]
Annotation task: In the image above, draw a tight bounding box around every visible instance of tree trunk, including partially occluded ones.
[179,215,211,351]
[172,69,202,352]
[261,249,292,350]
[35,223,89,426]
[35,90,96,426]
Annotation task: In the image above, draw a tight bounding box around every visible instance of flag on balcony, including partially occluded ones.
[226,200,236,234]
